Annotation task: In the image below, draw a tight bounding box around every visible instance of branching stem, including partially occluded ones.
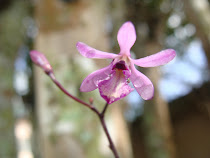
[48,72,120,158]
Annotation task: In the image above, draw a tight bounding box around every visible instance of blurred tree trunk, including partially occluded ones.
[34,0,132,158]
[183,0,210,67]
[109,0,134,158]
[0,0,31,157]
[126,1,176,158]
[143,44,176,158]
[183,0,210,124]
[184,0,210,67]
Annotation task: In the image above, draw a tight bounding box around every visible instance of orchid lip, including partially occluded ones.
[98,70,133,104]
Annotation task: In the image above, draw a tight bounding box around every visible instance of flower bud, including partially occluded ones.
[30,50,53,73]
[89,97,94,104]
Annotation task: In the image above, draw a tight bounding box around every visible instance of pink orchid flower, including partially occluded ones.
[76,21,176,104]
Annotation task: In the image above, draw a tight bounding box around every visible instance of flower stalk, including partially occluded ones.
[30,49,120,157]
[48,71,120,158]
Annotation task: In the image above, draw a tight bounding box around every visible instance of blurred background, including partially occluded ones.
[0,0,210,158]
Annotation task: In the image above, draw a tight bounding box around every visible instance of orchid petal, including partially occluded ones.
[133,49,176,67]
[117,21,136,55]
[98,70,133,104]
[80,64,112,92]
[76,42,118,59]
[130,64,154,100]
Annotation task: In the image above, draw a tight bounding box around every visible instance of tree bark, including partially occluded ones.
[184,0,210,67]
[34,0,109,158]
[34,0,133,158]
[125,1,177,158]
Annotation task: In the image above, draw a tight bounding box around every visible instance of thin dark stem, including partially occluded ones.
[99,103,120,158]
[47,72,120,158]
[48,72,100,115]
[101,102,109,116]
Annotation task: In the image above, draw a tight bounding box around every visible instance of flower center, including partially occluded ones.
[112,60,128,70]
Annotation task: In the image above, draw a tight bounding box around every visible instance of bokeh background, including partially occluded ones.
[0,0,210,158]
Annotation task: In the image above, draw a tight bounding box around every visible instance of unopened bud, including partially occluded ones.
[89,97,94,105]
[30,50,53,73]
